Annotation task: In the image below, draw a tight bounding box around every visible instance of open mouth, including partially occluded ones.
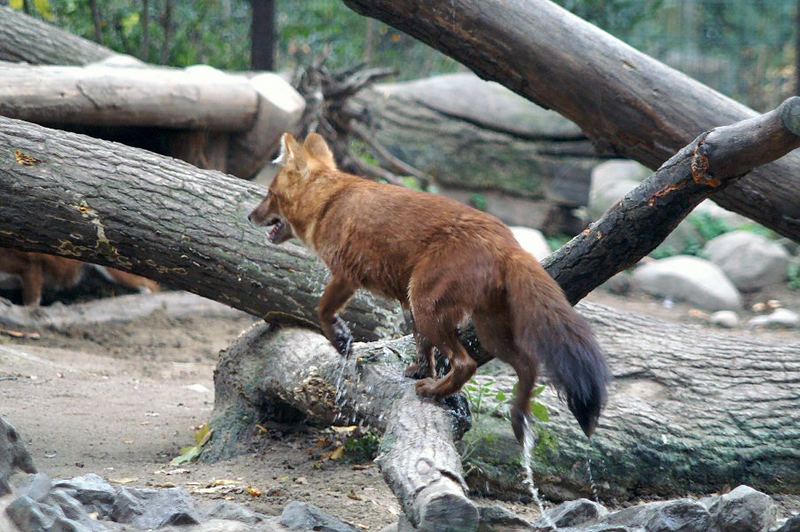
[266,216,290,244]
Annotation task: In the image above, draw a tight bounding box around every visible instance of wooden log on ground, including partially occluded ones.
[0,291,245,331]
[341,0,800,243]
[204,305,800,504]
[0,117,403,341]
[207,324,478,530]
[358,74,602,207]
[0,7,114,66]
[0,63,258,132]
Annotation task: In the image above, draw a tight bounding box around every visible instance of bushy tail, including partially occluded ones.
[505,255,611,442]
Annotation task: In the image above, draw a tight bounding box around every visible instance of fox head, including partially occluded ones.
[248,132,337,244]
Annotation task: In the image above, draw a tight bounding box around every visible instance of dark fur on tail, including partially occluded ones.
[506,257,611,443]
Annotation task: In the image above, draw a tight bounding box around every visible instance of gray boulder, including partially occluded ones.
[774,515,800,532]
[707,485,777,531]
[278,501,359,532]
[709,310,740,329]
[477,504,533,531]
[631,256,742,310]
[0,417,36,496]
[52,475,116,519]
[704,231,790,291]
[111,486,201,528]
[603,499,710,531]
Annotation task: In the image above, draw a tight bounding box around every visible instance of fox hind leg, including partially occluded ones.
[20,261,44,307]
[403,311,437,379]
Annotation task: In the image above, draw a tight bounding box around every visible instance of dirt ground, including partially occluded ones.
[1,284,798,530]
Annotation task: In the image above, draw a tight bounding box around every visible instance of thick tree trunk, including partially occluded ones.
[0,6,114,66]
[206,306,800,502]
[0,117,403,341]
[250,0,276,71]
[341,0,800,243]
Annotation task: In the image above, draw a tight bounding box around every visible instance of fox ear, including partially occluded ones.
[303,133,337,170]
[275,133,307,174]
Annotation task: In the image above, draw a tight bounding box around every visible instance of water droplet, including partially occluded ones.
[521,418,557,531]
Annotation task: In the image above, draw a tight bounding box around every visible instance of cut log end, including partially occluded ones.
[414,478,480,531]
[780,96,800,137]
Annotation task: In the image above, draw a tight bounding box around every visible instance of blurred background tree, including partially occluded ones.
[7,0,798,110]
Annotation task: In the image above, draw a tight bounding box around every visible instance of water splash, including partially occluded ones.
[521,418,557,531]
[333,353,350,423]
[585,448,601,504]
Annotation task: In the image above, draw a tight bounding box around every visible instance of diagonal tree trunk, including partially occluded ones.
[341,0,800,243]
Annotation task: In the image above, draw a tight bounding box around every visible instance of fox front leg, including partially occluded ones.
[319,276,356,356]
[402,311,436,379]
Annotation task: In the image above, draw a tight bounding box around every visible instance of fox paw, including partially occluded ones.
[414,378,438,397]
[404,363,425,379]
[331,316,353,357]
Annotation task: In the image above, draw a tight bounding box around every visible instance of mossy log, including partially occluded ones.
[205,305,800,504]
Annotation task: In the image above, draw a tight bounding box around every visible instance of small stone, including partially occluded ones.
[710,310,739,329]
[707,485,777,532]
[278,501,359,532]
[201,500,263,524]
[294,476,307,485]
[477,504,532,531]
[774,515,800,532]
[748,308,800,329]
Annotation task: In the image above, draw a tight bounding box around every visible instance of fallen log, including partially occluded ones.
[0,291,244,331]
[207,325,478,530]
[0,63,258,131]
[358,74,601,205]
[0,62,305,178]
[0,117,403,341]
[205,304,800,505]
[0,6,114,66]
[341,0,800,243]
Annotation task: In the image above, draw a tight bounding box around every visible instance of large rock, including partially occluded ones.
[510,227,551,261]
[0,417,36,496]
[704,231,790,291]
[748,308,800,329]
[602,499,711,530]
[111,486,201,528]
[588,159,649,218]
[707,485,778,531]
[536,498,607,527]
[631,256,742,310]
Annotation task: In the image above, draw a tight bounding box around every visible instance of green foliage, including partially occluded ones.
[546,234,572,253]
[690,212,732,242]
[343,430,380,463]
[789,262,800,291]
[468,193,488,212]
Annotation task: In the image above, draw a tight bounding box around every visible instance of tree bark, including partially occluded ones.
[0,117,403,342]
[544,96,800,304]
[0,63,258,132]
[341,0,800,243]
[207,325,479,531]
[250,0,276,71]
[89,0,103,43]
[205,306,800,502]
[0,6,114,66]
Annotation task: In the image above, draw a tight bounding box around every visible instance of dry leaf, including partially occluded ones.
[15,150,41,166]
[109,477,138,484]
[331,425,358,434]
[329,446,345,461]
[246,486,262,498]
[347,489,362,501]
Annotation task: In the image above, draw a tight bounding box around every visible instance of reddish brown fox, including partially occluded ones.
[249,133,610,441]
[0,249,160,307]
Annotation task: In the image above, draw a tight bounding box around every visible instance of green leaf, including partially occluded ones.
[495,391,507,402]
[170,425,212,466]
[531,401,550,422]
[531,384,547,398]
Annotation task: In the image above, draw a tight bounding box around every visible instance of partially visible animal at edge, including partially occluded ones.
[249,132,611,442]
[0,248,160,307]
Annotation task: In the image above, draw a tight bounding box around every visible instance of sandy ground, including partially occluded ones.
[1,284,798,530]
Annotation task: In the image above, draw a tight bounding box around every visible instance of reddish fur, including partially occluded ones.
[0,248,159,307]
[249,133,610,441]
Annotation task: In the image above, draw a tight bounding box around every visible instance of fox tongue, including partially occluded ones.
[268,221,284,242]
